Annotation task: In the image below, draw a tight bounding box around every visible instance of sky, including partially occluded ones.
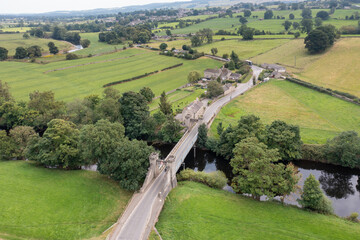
[1,0,189,14]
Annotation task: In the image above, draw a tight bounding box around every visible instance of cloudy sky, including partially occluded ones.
[1,0,188,14]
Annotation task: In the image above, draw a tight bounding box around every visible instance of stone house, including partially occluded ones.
[182,99,205,127]
[261,63,286,73]
[223,83,235,95]
[204,67,241,82]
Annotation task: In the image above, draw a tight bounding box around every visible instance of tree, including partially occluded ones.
[198,28,213,44]
[80,39,91,48]
[316,11,330,20]
[317,24,338,45]
[27,45,42,58]
[197,123,208,148]
[66,53,79,60]
[301,8,312,19]
[211,47,218,56]
[239,16,248,24]
[298,174,333,214]
[207,81,224,99]
[14,47,27,59]
[52,26,66,40]
[159,91,172,115]
[9,126,37,159]
[264,10,274,19]
[160,116,182,143]
[294,31,301,38]
[0,80,13,103]
[266,120,302,160]
[244,10,252,17]
[159,42,168,50]
[293,22,300,30]
[119,91,150,139]
[279,3,287,11]
[289,13,295,20]
[283,20,292,31]
[292,3,299,10]
[324,131,360,168]
[242,27,254,40]
[301,18,314,33]
[0,47,8,61]
[0,130,16,160]
[139,87,155,103]
[315,17,323,27]
[65,32,81,45]
[48,42,59,55]
[79,120,125,165]
[166,29,172,36]
[98,138,154,191]
[217,115,265,159]
[191,35,202,47]
[230,50,239,62]
[23,33,30,39]
[188,71,201,84]
[304,29,330,53]
[231,137,299,200]
[25,119,81,169]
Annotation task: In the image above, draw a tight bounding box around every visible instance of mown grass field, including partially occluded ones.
[76,32,125,56]
[0,27,31,32]
[0,48,221,101]
[156,181,360,240]
[210,80,360,144]
[195,39,290,59]
[252,38,360,97]
[0,161,132,240]
[0,33,73,55]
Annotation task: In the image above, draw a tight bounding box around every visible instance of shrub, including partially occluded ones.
[346,212,359,223]
[177,169,227,189]
[66,53,79,60]
[301,144,325,161]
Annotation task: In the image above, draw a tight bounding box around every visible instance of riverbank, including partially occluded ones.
[154,181,360,240]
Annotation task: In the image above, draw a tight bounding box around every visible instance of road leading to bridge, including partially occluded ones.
[108,65,262,240]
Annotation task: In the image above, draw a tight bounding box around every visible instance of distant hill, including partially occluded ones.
[6,0,265,17]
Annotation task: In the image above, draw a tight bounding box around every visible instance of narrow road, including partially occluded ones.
[109,65,262,240]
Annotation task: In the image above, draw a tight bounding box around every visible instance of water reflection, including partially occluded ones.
[319,173,354,199]
[155,144,360,218]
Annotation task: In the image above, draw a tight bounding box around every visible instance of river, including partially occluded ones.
[156,144,360,218]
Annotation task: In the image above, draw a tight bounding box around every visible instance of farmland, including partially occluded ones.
[77,32,126,56]
[0,33,73,55]
[0,48,221,101]
[195,39,290,59]
[155,181,360,240]
[252,38,360,97]
[210,80,360,144]
[0,161,132,240]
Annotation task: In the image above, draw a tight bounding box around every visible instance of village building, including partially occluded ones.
[182,98,205,127]
[260,63,286,73]
[223,83,236,95]
[204,67,241,82]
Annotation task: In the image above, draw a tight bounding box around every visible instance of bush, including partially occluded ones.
[301,144,325,161]
[177,169,227,189]
[66,53,79,60]
[346,212,359,223]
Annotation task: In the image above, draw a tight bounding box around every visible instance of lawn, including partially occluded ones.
[0,48,221,101]
[76,32,125,56]
[194,39,290,60]
[0,33,73,55]
[156,181,360,240]
[252,38,360,97]
[210,80,360,144]
[0,161,132,240]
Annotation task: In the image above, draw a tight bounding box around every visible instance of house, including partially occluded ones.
[261,63,286,73]
[229,73,241,81]
[204,68,222,80]
[182,99,205,127]
[204,67,240,81]
[270,71,282,79]
[220,68,232,81]
[223,83,235,95]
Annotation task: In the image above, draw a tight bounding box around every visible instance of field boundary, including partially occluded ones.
[43,53,145,74]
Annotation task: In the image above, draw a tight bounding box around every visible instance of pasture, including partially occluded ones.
[155,181,360,240]
[210,80,360,144]
[0,33,73,55]
[252,38,360,97]
[194,39,290,59]
[77,32,126,56]
[0,161,132,240]
[0,48,221,102]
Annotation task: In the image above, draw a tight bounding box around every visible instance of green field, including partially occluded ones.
[210,80,360,144]
[195,39,290,59]
[149,87,205,113]
[156,181,360,240]
[0,34,73,55]
[0,27,31,32]
[147,39,191,50]
[0,48,221,101]
[252,38,360,97]
[0,161,132,240]
[76,32,125,56]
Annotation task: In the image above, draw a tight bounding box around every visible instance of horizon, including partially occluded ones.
[1,0,191,14]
